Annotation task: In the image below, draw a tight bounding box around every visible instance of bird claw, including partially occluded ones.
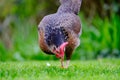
[61,66,64,68]
[61,60,70,69]
[61,65,68,69]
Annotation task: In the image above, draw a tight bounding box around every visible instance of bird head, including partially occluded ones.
[53,42,68,58]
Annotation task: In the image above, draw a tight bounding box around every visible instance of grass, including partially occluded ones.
[0,59,120,80]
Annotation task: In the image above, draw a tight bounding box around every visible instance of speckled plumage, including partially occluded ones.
[38,0,82,60]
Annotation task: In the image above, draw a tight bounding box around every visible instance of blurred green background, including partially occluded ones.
[0,0,120,61]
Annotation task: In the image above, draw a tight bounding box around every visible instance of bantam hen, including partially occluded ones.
[38,0,82,68]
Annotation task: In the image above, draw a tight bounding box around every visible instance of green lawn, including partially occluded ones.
[0,59,120,80]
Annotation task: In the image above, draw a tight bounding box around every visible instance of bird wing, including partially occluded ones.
[58,13,82,60]
[38,13,82,55]
[58,13,82,37]
[38,18,54,55]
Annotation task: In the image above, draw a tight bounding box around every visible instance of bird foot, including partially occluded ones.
[61,65,65,68]
[61,66,68,69]
[65,60,70,68]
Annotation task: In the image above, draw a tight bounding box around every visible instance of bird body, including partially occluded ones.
[38,0,82,68]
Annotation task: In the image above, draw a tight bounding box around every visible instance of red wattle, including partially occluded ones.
[59,42,68,57]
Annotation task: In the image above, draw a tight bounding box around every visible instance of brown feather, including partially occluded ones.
[38,27,53,55]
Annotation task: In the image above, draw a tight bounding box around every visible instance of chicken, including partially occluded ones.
[38,0,82,68]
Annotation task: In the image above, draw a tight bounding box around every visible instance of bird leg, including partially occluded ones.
[59,42,68,68]
[65,60,70,68]
[60,57,64,68]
